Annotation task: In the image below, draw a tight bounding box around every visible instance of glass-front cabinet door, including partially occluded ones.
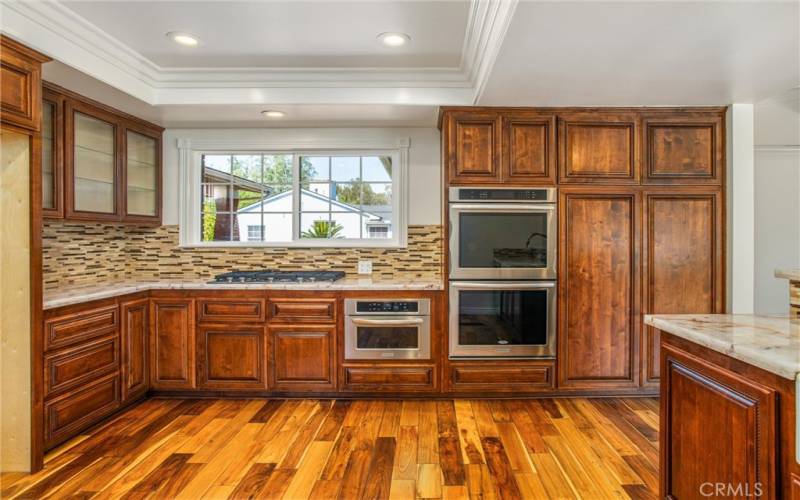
[41,96,62,217]
[68,105,118,218]
[124,129,159,220]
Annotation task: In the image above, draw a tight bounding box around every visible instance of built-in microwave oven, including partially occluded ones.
[344,298,431,360]
[448,187,557,280]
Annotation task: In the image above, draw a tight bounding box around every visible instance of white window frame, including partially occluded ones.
[178,138,409,248]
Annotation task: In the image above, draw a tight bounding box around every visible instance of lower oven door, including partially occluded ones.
[345,316,431,360]
[449,281,556,358]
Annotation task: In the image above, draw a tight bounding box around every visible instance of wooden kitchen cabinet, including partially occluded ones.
[502,112,557,184]
[643,112,724,185]
[43,82,163,223]
[0,35,48,132]
[558,189,639,389]
[121,297,149,402]
[444,111,502,184]
[660,340,778,499]
[150,298,195,390]
[269,324,336,391]
[197,324,267,389]
[641,190,724,385]
[558,112,639,184]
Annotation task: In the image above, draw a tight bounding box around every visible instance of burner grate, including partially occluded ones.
[211,269,346,284]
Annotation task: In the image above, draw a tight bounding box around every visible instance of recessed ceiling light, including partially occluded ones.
[377,32,410,48]
[261,110,286,118]
[167,31,200,47]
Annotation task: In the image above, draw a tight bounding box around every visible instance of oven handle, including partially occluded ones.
[450,281,556,290]
[349,317,425,326]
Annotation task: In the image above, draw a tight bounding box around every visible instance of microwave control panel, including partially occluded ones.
[355,301,419,313]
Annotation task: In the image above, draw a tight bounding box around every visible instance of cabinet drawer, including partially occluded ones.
[197,298,266,323]
[269,298,336,323]
[45,372,120,448]
[449,363,555,391]
[343,365,435,392]
[45,304,119,351]
[45,335,119,397]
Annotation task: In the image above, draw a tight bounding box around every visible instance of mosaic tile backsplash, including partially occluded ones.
[43,222,443,290]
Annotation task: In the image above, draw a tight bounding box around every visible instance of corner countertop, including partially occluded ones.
[44,278,444,310]
[644,314,800,380]
[776,269,800,281]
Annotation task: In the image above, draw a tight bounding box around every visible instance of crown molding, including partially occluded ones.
[460,0,520,103]
[1,0,516,106]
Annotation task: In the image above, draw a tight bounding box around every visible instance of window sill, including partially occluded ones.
[179,239,407,249]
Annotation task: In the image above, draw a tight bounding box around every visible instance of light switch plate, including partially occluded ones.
[357,260,373,275]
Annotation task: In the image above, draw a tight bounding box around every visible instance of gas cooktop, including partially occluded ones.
[210,270,346,284]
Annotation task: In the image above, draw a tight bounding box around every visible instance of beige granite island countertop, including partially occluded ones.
[644,314,800,380]
[44,278,444,310]
[776,269,800,281]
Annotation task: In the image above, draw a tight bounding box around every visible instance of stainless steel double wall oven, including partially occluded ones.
[448,187,557,358]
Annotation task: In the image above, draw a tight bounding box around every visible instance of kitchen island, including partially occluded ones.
[646,314,800,499]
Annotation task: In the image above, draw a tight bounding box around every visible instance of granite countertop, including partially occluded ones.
[644,314,800,380]
[776,269,800,281]
[44,278,444,310]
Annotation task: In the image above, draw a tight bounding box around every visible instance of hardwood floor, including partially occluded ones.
[1,397,659,499]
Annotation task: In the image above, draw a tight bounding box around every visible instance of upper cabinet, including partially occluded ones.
[642,112,724,185]
[558,112,638,184]
[442,109,556,185]
[0,36,49,132]
[440,107,725,187]
[43,82,163,224]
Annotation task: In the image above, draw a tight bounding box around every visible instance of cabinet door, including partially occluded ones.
[270,324,335,391]
[558,191,638,389]
[42,90,64,218]
[123,125,161,223]
[445,111,502,184]
[65,101,120,220]
[0,36,45,132]
[501,113,556,184]
[558,113,639,184]
[121,298,149,401]
[642,191,723,384]
[661,344,776,499]
[150,299,195,390]
[197,325,266,389]
[643,113,724,185]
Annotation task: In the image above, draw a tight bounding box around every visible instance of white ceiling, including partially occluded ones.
[61,1,469,68]
[7,0,799,127]
[480,1,800,106]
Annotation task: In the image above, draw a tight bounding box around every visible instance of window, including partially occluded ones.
[247,225,264,241]
[185,144,407,248]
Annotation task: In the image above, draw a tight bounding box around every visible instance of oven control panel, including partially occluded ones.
[450,186,557,203]
[356,301,419,313]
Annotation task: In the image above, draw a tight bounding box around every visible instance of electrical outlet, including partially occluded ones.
[357,260,373,275]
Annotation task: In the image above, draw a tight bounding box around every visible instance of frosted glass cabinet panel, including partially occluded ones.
[73,111,116,214]
[125,130,158,217]
[41,100,55,210]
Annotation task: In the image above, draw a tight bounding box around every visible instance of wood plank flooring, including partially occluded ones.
[1,397,659,499]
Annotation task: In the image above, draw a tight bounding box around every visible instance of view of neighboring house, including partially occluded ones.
[201,156,393,242]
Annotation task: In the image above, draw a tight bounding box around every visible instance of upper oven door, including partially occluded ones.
[449,203,557,280]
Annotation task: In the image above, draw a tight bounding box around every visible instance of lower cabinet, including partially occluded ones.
[121,297,149,402]
[150,298,195,390]
[197,324,267,390]
[447,361,554,393]
[269,324,335,391]
[661,342,777,499]
[342,365,437,392]
[45,372,120,448]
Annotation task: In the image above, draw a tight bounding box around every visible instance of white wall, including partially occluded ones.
[162,128,441,226]
[753,89,800,314]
